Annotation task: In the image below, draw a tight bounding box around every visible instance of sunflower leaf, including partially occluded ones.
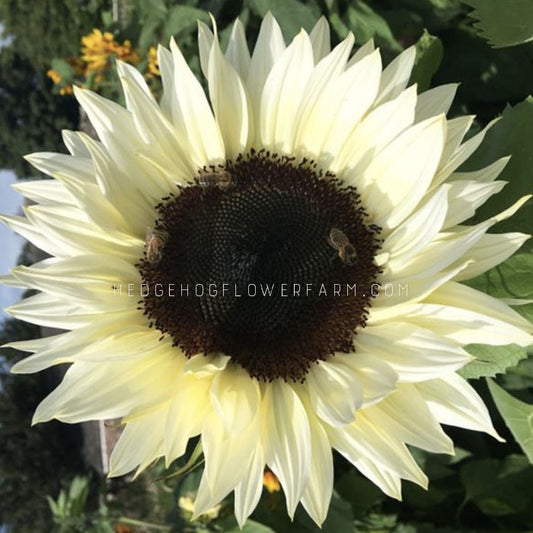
[460,344,528,380]
[410,30,443,91]
[465,253,533,323]
[462,0,533,48]
[249,0,320,39]
[487,379,533,464]
[346,1,402,51]
[223,519,276,533]
[163,6,210,43]
[460,455,533,516]
[462,98,533,245]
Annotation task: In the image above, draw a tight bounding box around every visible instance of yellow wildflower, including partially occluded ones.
[146,46,160,78]
[263,470,281,493]
[46,69,62,85]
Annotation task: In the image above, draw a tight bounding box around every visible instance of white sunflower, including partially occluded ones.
[2,13,532,527]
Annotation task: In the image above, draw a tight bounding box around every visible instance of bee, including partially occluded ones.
[327,227,357,265]
[145,226,169,265]
[198,170,233,189]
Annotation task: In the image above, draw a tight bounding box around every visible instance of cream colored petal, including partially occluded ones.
[116,60,157,106]
[454,232,531,281]
[398,301,533,346]
[443,180,506,228]
[433,118,499,186]
[345,352,398,407]
[184,353,230,377]
[109,411,167,477]
[234,445,264,528]
[247,12,286,133]
[210,363,260,434]
[366,385,454,454]
[296,49,381,161]
[24,151,94,183]
[449,156,510,183]
[307,357,363,427]
[24,151,132,234]
[371,260,472,307]
[334,85,417,178]
[384,194,529,282]
[294,32,355,147]
[10,310,147,373]
[375,46,415,105]
[361,115,446,230]
[117,64,192,180]
[208,38,251,157]
[425,281,533,332]
[346,39,375,67]
[417,373,503,441]
[33,351,178,424]
[9,254,140,312]
[439,116,475,168]
[12,179,76,207]
[197,20,214,79]
[5,292,99,329]
[62,129,91,157]
[0,213,67,258]
[328,412,428,488]
[169,38,225,166]
[74,86,148,171]
[260,30,314,153]
[157,44,175,119]
[383,184,449,266]
[415,84,458,122]
[164,375,211,466]
[79,134,156,234]
[384,222,493,282]
[24,204,143,261]
[354,323,472,382]
[263,380,311,518]
[226,19,251,80]
[309,16,331,62]
[196,413,259,516]
[353,456,402,499]
[301,416,333,527]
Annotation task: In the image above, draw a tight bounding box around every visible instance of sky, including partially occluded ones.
[0,170,26,318]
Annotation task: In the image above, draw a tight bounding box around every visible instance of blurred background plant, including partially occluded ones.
[1,0,532,532]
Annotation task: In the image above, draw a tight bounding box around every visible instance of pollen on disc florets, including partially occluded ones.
[138,150,382,382]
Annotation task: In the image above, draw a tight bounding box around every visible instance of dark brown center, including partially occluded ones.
[138,150,381,381]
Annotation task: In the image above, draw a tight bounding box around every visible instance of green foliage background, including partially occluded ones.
[0,0,532,532]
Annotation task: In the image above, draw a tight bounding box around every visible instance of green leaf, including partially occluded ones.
[465,252,533,323]
[249,0,321,40]
[460,344,528,379]
[501,357,533,391]
[223,519,276,533]
[163,6,210,43]
[462,98,533,245]
[335,470,382,516]
[346,1,402,51]
[410,30,443,91]
[460,455,533,516]
[50,58,75,82]
[488,379,533,464]
[460,251,533,379]
[462,0,533,48]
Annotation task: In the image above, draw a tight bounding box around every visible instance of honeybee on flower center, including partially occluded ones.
[327,227,357,265]
[145,227,169,265]
[197,170,233,189]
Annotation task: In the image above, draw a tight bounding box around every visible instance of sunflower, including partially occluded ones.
[2,13,532,527]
